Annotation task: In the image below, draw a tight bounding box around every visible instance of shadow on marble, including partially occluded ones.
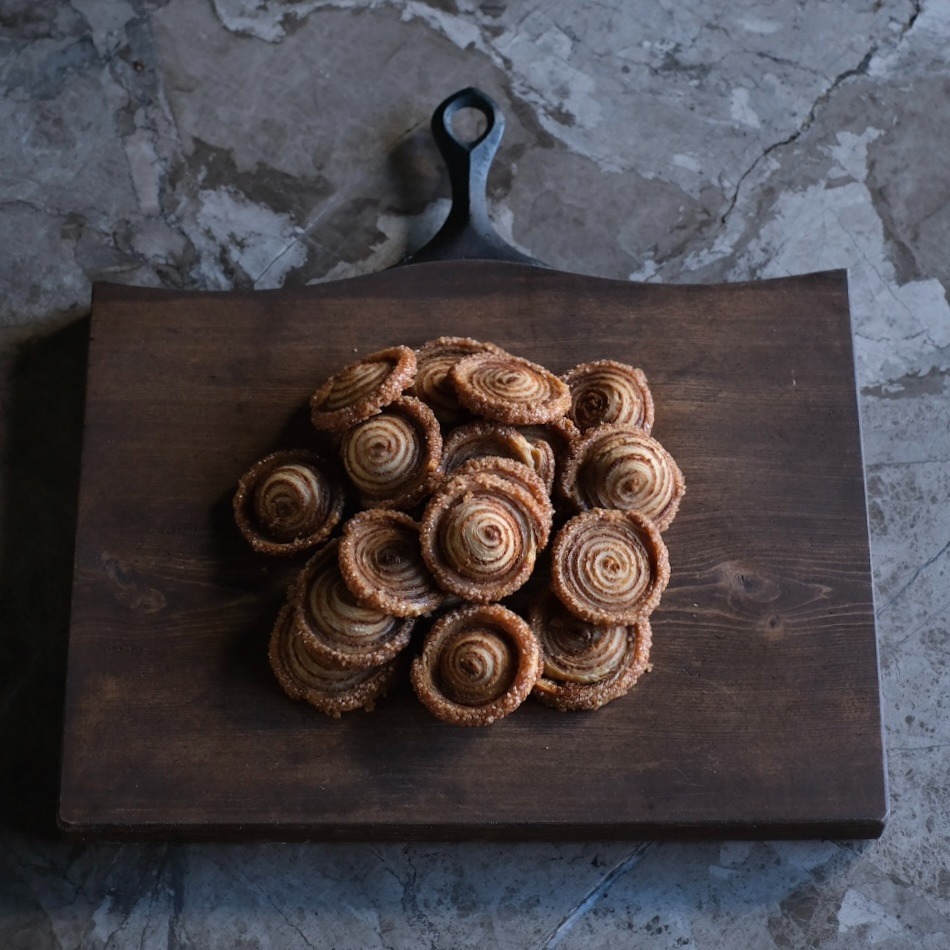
[0,318,89,840]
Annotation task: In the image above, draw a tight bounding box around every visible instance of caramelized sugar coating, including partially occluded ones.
[412,336,506,425]
[450,456,553,549]
[340,396,442,509]
[440,420,538,477]
[269,597,399,718]
[293,540,414,669]
[310,345,416,432]
[529,591,653,711]
[563,360,655,433]
[559,424,685,531]
[450,352,571,425]
[410,604,542,726]
[233,449,344,556]
[338,509,444,618]
[420,470,549,603]
[551,508,670,626]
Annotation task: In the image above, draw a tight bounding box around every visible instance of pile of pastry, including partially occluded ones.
[233,337,685,725]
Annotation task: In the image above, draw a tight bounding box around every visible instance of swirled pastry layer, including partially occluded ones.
[551,509,670,625]
[411,336,505,425]
[293,540,414,668]
[560,424,685,531]
[420,470,547,602]
[440,420,537,477]
[410,603,542,725]
[450,456,553,549]
[563,360,655,433]
[529,591,653,711]
[269,598,399,717]
[310,345,416,431]
[339,509,443,617]
[233,449,344,556]
[450,352,571,425]
[340,396,442,509]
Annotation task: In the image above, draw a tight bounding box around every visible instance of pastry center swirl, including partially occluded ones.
[573,526,650,609]
[437,628,516,706]
[344,413,421,493]
[253,462,328,540]
[581,431,675,518]
[441,493,526,581]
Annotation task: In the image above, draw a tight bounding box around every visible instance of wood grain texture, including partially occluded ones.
[59,262,887,840]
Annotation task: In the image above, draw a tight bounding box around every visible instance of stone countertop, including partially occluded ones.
[2,1,947,947]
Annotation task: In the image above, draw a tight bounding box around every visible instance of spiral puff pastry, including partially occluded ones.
[450,352,571,425]
[530,592,652,711]
[293,540,414,669]
[560,424,685,532]
[310,345,416,432]
[563,360,655,433]
[410,604,542,726]
[233,449,344,556]
[269,597,400,717]
[411,336,505,426]
[420,470,551,603]
[552,508,670,626]
[338,509,444,618]
[340,396,442,509]
[440,420,540,479]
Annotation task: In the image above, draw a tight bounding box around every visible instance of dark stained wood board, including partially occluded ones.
[59,262,887,840]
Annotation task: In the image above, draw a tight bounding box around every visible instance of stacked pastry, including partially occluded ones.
[234,339,685,724]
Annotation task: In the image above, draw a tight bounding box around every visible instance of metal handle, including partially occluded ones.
[404,88,544,266]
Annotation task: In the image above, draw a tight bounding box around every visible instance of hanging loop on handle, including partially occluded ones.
[405,87,544,266]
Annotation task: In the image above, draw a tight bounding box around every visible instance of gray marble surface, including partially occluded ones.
[2,0,948,946]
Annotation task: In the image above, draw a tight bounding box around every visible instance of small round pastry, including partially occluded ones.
[268,598,399,717]
[233,449,344,556]
[440,420,538,477]
[529,591,653,711]
[411,336,506,425]
[450,352,571,425]
[563,360,655,433]
[420,471,548,603]
[339,396,442,509]
[559,424,685,531]
[338,509,444,618]
[410,603,542,726]
[551,508,670,626]
[450,456,553,549]
[310,345,416,432]
[514,417,580,498]
[293,540,414,669]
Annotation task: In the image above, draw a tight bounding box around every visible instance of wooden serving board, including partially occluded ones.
[59,262,887,840]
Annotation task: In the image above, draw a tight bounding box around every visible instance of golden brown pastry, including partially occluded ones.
[559,424,685,531]
[410,603,542,725]
[269,598,399,717]
[339,396,442,509]
[449,456,553,549]
[419,470,548,602]
[551,508,670,625]
[513,416,580,498]
[233,449,344,556]
[529,591,652,711]
[450,352,571,425]
[411,336,505,425]
[293,540,414,669]
[563,360,655,433]
[338,509,444,617]
[440,420,538,477]
[310,345,416,432]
